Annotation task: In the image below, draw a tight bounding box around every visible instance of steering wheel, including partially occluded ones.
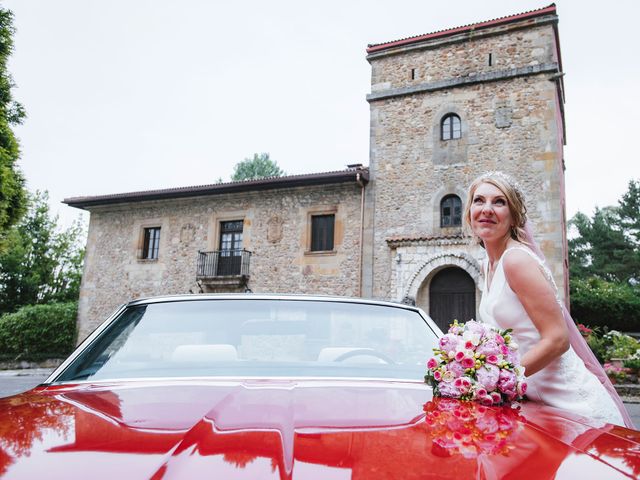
[333,348,396,364]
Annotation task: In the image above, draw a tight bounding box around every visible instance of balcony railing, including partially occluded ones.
[196,249,251,279]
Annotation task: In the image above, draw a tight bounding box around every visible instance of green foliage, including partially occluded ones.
[570,277,640,332]
[623,357,640,372]
[618,179,640,247]
[569,180,640,284]
[231,153,285,181]
[0,302,77,360]
[584,326,640,364]
[586,330,608,363]
[0,191,85,314]
[602,330,640,359]
[569,207,639,283]
[0,7,27,238]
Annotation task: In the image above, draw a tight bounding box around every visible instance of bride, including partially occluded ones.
[464,171,632,427]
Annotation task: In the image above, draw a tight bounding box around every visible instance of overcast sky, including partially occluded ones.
[3,0,639,228]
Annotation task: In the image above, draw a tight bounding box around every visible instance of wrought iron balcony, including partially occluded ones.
[196,249,251,280]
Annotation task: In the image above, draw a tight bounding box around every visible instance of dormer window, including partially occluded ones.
[441,113,461,140]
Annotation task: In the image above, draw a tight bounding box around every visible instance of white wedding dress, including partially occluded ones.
[479,246,624,426]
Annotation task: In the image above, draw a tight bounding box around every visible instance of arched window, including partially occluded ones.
[440,195,462,227]
[441,113,461,140]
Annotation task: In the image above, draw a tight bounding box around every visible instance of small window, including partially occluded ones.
[310,214,335,252]
[441,113,461,140]
[142,227,161,259]
[440,195,462,227]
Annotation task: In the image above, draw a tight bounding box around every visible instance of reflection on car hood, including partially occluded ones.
[0,379,639,479]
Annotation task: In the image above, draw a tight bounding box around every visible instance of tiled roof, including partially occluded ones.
[367,4,557,54]
[64,167,369,210]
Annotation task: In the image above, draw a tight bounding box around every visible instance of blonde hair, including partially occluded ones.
[463,171,528,247]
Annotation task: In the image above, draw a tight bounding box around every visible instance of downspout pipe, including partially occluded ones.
[356,172,365,297]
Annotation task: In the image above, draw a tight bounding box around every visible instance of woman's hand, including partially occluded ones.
[503,249,569,377]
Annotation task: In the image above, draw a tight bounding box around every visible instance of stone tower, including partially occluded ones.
[362,5,567,331]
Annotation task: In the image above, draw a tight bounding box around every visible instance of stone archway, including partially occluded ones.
[403,252,482,329]
[405,252,481,299]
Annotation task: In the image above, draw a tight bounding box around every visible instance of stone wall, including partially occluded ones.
[369,22,558,95]
[364,17,566,315]
[77,183,363,340]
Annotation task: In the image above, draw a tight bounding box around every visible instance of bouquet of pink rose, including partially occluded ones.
[425,320,527,405]
[423,397,525,458]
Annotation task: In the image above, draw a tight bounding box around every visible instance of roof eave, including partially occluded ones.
[366,4,557,55]
[63,169,369,210]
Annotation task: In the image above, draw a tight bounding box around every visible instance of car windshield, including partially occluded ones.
[54,299,440,382]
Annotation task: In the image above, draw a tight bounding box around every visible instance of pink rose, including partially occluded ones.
[498,370,517,393]
[486,354,499,364]
[427,357,439,370]
[439,381,461,398]
[517,381,527,396]
[476,341,500,357]
[506,348,520,365]
[455,351,465,362]
[490,392,502,404]
[447,362,465,377]
[439,334,458,353]
[434,370,442,381]
[474,387,488,399]
[460,357,475,369]
[454,377,472,393]
[476,364,500,391]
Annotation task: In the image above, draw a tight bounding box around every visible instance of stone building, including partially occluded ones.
[66,5,567,337]
[65,170,367,340]
[361,3,567,331]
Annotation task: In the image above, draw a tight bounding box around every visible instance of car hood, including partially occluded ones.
[0,379,638,479]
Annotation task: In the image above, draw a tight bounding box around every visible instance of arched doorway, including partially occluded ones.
[429,267,475,332]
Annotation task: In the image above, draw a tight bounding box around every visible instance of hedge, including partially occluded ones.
[0,302,77,361]
[570,278,640,332]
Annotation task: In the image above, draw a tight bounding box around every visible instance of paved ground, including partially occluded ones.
[0,369,53,398]
[2,370,640,427]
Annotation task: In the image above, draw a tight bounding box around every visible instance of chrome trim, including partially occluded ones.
[46,376,430,387]
[124,293,423,312]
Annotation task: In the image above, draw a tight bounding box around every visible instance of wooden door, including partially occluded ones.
[429,267,475,332]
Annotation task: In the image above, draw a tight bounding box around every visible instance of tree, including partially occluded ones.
[569,180,640,284]
[618,179,640,247]
[0,191,85,314]
[0,8,27,240]
[230,153,285,181]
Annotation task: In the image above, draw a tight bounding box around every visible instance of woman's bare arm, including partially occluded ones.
[502,249,569,377]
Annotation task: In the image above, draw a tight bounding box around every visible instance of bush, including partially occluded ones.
[570,277,640,332]
[602,330,640,359]
[586,330,608,363]
[623,357,640,372]
[0,302,77,360]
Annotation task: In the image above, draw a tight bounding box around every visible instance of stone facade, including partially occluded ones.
[68,6,568,338]
[76,182,364,340]
[362,6,567,322]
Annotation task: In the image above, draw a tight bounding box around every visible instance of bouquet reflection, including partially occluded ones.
[423,397,524,459]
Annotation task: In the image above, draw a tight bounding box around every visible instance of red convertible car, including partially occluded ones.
[1,295,639,479]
